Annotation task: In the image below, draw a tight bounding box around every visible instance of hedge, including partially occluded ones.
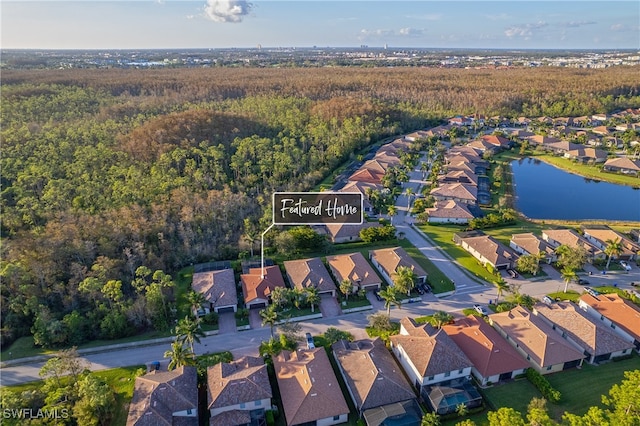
[525,368,561,403]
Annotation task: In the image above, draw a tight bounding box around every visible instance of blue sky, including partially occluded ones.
[2,1,639,49]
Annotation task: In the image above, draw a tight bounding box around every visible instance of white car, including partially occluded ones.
[620,261,632,271]
[473,304,488,316]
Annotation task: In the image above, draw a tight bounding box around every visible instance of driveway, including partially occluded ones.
[319,294,342,318]
[217,312,237,334]
[249,308,264,329]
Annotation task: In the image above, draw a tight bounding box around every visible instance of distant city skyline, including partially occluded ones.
[2,1,639,50]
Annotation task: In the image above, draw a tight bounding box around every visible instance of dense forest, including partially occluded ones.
[2,66,640,348]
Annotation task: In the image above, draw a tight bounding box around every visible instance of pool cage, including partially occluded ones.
[422,378,483,415]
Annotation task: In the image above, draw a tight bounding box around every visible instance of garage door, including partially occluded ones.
[216,306,236,314]
[249,302,267,310]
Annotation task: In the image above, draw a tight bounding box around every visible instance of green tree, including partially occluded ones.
[494,278,510,304]
[259,337,283,360]
[556,245,588,271]
[394,266,417,296]
[421,412,441,426]
[487,407,526,426]
[388,205,397,225]
[323,327,354,344]
[260,304,279,339]
[175,315,205,354]
[456,403,469,417]
[185,290,207,321]
[602,369,640,424]
[561,267,578,293]
[431,311,454,329]
[305,286,320,313]
[340,279,354,302]
[604,239,623,270]
[73,374,117,426]
[379,286,400,316]
[164,340,195,370]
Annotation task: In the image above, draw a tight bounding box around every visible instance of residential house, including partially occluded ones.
[526,135,561,146]
[369,247,427,286]
[489,306,585,374]
[438,170,479,187]
[207,356,273,425]
[430,183,478,205]
[442,316,530,386]
[480,134,511,149]
[323,221,381,244]
[510,233,557,264]
[582,226,640,261]
[542,229,605,262]
[564,147,608,163]
[578,293,640,352]
[543,140,582,154]
[466,139,500,154]
[532,302,635,364]
[127,366,198,426]
[339,180,384,215]
[191,268,238,314]
[603,157,640,175]
[377,139,413,157]
[449,116,473,126]
[283,257,337,297]
[390,318,473,388]
[510,129,535,140]
[591,125,612,136]
[456,233,519,270]
[348,168,385,185]
[447,160,486,176]
[424,200,475,224]
[240,265,287,309]
[326,252,382,292]
[274,348,350,426]
[390,318,481,415]
[332,338,421,426]
[447,145,485,161]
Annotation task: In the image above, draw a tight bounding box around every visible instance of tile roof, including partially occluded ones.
[430,183,478,202]
[533,302,634,357]
[332,338,416,412]
[324,221,380,242]
[443,316,529,378]
[579,293,640,340]
[543,140,582,152]
[425,200,474,220]
[438,170,479,186]
[542,229,603,257]
[582,227,640,258]
[510,233,555,258]
[209,409,251,426]
[480,134,510,148]
[369,247,427,279]
[391,318,473,377]
[326,252,382,288]
[604,157,640,171]
[461,234,519,267]
[527,135,561,145]
[207,356,272,410]
[348,168,385,184]
[283,257,336,293]
[489,306,585,368]
[274,348,350,426]
[192,268,237,309]
[565,147,608,160]
[240,265,286,304]
[127,366,198,426]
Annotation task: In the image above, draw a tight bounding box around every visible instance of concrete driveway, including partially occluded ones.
[319,294,342,318]
[217,312,237,334]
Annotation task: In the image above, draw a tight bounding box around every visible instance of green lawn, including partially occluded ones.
[547,290,581,302]
[533,153,640,188]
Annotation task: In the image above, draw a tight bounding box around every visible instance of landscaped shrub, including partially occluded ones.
[525,368,561,403]
[265,410,275,426]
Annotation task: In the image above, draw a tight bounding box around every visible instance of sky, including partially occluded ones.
[2,0,639,50]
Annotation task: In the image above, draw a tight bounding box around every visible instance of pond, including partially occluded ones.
[510,158,640,221]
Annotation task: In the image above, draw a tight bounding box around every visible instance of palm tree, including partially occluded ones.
[421,412,441,426]
[394,266,417,296]
[260,304,279,339]
[339,279,354,302]
[243,218,259,257]
[175,315,205,354]
[164,340,194,370]
[405,187,414,210]
[379,287,399,316]
[305,286,320,313]
[185,290,207,321]
[494,278,510,304]
[604,239,623,270]
[432,311,454,329]
[387,205,397,224]
[561,267,577,293]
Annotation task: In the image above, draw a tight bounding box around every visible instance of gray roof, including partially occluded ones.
[283,257,336,293]
[192,268,237,309]
[207,356,272,410]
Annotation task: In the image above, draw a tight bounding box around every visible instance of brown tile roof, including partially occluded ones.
[533,302,634,357]
[361,159,391,174]
[430,183,478,202]
[372,152,402,166]
[369,247,427,279]
[283,257,336,293]
[207,356,272,410]
[326,252,382,288]
[127,366,198,426]
[467,139,498,153]
[209,410,251,426]
[604,157,640,172]
[324,221,380,242]
[348,168,385,185]
[579,293,640,340]
[489,306,585,368]
[425,200,474,220]
[192,268,237,309]
[438,170,479,186]
[582,227,640,258]
[481,134,510,148]
[332,338,416,412]
[543,140,582,152]
[274,348,350,426]
[377,139,412,155]
[527,135,561,145]
[446,161,477,174]
[240,266,286,305]
[510,233,555,258]
[391,318,472,377]
[542,229,603,257]
[461,234,519,267]
[565,147,608,160]
[448,145,484,159]
[443,316,529,378]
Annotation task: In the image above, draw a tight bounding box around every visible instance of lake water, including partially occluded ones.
[510,158,640,221]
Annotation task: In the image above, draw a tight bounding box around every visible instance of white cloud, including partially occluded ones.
[504,21,547,38]
[610,23,626,31]
[204,0,252,23]
[358,27,425,41]
[407,13,443,21]
[484,13,511,21]
[398,27,423,37]
[564,20,596,28]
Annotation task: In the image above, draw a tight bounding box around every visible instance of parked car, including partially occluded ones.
[584,287,600,298]
[421,283,432,293]
[542,296,554,304]
[305,332,315,349]
[577,278,590,285]
[620,261,632,271]
[507,269,518,278]
[415,285,425,295]
[373,290,383,301]
[473,304,488,316]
